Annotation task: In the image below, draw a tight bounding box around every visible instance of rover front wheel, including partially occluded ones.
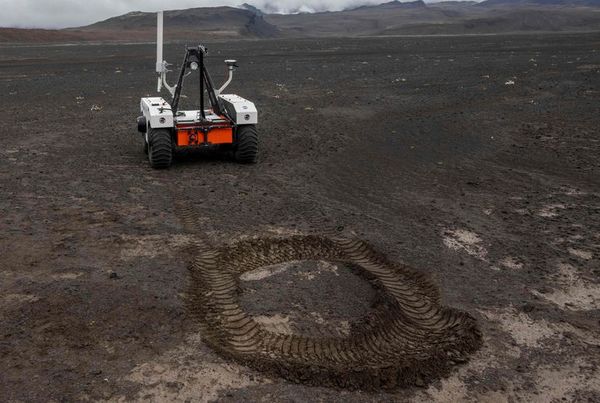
[148,129,173,169]
[234,125,258,164]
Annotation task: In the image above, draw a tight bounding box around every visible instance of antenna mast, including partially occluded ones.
[155,11,175,96]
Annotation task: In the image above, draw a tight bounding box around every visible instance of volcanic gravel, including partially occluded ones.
[0,33,599,401]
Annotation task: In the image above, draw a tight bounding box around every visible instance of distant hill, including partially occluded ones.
[0,6,278,44]
[1,1,600,44]
[351,0,428,10]
[80,7,279,39]
[0,28,100,43]
[265,0,600,37]
[265,1,477,37]
[479,0,600,6]
[378,7,600,34]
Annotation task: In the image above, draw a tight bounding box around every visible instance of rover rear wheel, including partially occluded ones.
[148,129,173,169]
[234,125,258,164]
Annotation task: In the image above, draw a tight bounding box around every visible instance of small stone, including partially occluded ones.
[521,303,535,313]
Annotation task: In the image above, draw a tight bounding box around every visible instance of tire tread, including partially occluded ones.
[234,125,258,164]
[148,129,173,169]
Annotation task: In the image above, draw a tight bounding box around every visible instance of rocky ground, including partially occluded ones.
[0,33,599,401]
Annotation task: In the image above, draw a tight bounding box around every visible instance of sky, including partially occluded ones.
[0,0,435,29]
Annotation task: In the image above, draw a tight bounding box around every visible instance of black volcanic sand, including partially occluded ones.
[239,259,379,337]
[0,33,599,401]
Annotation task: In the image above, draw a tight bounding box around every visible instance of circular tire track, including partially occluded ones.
[186,235,482,390]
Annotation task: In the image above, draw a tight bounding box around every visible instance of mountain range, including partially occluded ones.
[1,0,600,43]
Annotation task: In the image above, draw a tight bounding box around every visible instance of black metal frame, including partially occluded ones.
[171,46,225,119]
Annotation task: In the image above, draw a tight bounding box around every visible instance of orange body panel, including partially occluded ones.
[177,127,233,146]
[208,127,234,144]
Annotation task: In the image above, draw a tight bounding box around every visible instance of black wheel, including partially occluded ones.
[148,128,173,169]
[142,135,148,155]
[234,125,258,164]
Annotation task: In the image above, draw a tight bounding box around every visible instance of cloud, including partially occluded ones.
[0,0,397,29]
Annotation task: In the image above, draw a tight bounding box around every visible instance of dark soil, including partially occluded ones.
[239,259,378,337]
[0,33,599,401]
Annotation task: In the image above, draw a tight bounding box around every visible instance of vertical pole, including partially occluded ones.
[204,63,223,116]
[171,50,190,115]
[156,11,164,73]
[200,50,206,119]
